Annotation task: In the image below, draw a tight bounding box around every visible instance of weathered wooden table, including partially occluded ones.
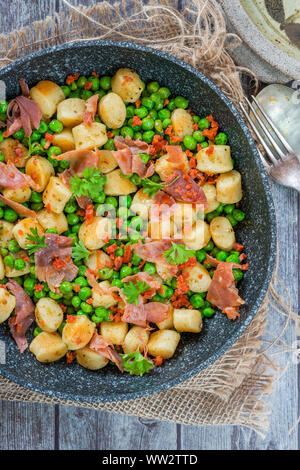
[0,0,298,450]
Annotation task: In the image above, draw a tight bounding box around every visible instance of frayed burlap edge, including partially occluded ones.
[0,0,287,435]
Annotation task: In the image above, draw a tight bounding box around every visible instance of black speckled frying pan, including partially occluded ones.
[0,41,276,402]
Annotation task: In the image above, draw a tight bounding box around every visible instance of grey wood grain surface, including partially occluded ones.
[0,0,298,450]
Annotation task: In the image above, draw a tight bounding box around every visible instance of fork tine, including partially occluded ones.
[239,102,278,165]
[244,96,286,159]
[257,148,271,171]
[251,95,294,154]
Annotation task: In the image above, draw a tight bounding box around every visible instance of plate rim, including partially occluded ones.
[0,39,277,402]
[221,0,300,79]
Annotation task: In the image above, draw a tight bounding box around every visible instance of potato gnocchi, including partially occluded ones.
[0,69,248,377]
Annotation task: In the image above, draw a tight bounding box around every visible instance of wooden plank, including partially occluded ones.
[0,0,56,32]
[0,401,55,450]
[58,406,178,450]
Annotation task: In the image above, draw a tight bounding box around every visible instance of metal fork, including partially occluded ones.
[239,95,300,192]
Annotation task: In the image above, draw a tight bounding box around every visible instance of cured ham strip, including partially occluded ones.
[207,261,245,320]
[122,298,169,327]
[113,136,154,178]
[34,234,78,293]
[163,169,207,206]
[166,145,184,164]
[121,272,161,291]
[6,280,34,353]
[0,194,36,218]
[152,190,176,221]
[2,79,42,138]
[205,254,249,271]
[88,332,124,371]
[83,94,98,127]
[0,160,38,190]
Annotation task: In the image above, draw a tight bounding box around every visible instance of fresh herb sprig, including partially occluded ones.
[72,240,91,262]
[121,280,150,305]
[141,176,179,198]
[25,227,46,254]
[121,350,154,376]
[162,242,196,265]
[70,167,106,200]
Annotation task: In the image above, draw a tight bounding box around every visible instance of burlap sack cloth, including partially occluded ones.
[0,0,294,435]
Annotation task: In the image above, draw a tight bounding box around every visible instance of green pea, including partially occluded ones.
[0,114,6,123]
[130,174,142,185]
[203,307,215,318]
[95,306,111,321]
[29,191,42,204]
[67,213,80,226]
[74,276,88,287]
[226,214,237,227]
[174,96,188,109]
[224,204,235,214]
[61,85,70,97]
[104,138,115,150]
[141,118,154,131]
[141,97,154,110]
[71,296,81,309]
[4,255,14,267]
[92,192,105,204]
[206,211,218,223]
[149,109,157,120]
[154,119,163,133]
[0,101,8,114]
[134,132,143,140]
[14,259,26,270]
[96,89,106,100]
[130,216,143,231]
[158,108,170,120]
[216,251,228,261]
[77,266,87,277]
[233,269,243,282]
[130,253,142,266]
[147,81,160,93]
[59,159,70,170]
[120,126,134,138]
[215,132,228,145]
[34,327,43,337]
[126,105,135,118]
[30,130,41,142]
[196,249,207,263]
[99,268,113,280]
[135,106,148,119]
[77,76,87,88]
[13,129,25,140]
[120,265,133,278]
[159,285,173,299]
[198,118,210,130]
[47,146,62,157]
[89,76,100,91]
[30,266,36,277]
[193,130,205,143]
[183,135,197,150]
[193,115,200,123]
[215,203,225,215]
[162,118,172,129]
[31,202,43,211]
[80,302,93,314]
[204,240,214,252]
[200,142,209,149]
[226,254,240,264]
[158,87,171,100]
[81,89,93,100]
[4,208,18,222]
[100,76,111,90]
[71,223,81,234]
[7,240,19,254]
[190,294,205,309]
[167,99,176,111]
[233,209,245,222]
[49,119,63,133]
[111,279,122,288]
[144,262,156,275]
[142,130,155,143]
[60,281,73,294]
[150,173,161,183]
[24,277,36,291]
[105,196,118,209]
[152,294,163,302]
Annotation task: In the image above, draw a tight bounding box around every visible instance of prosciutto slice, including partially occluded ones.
[132,240,173,264]
[88,332,124,371]
[166,145,185,164]
[205,254,249,271]
[207,261,245,320]
[122,299,169,327]
[6,280,34,353]
[0,194,36,218]
[121,272,161,291]
[83,94,98,127]
[2,79,42,138]
[113,136,154,178]
[163,169,207,206]
[0,160,38,190]
[34,234,78,293]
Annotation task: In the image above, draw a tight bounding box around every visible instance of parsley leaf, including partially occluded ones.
[25,136,44,160]
[72,241,91,262]
[121,350,154,376]
[121,280,150,305]
[25,228,46,254]
[162,242,196,265]
[141,176,180,198]
[70,167,106,200]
